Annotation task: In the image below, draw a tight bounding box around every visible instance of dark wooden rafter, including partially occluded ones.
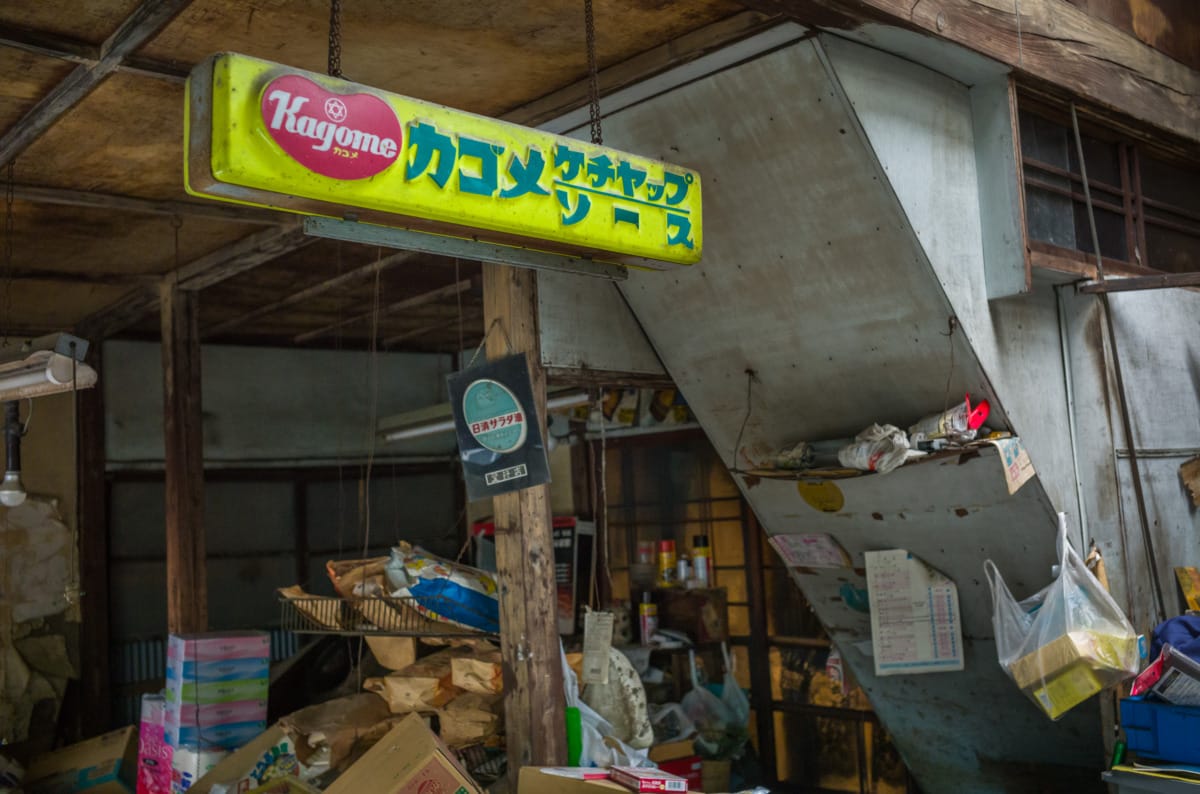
[380,307,482,349]
[1078,271,1200,293]
[0,0,195,167]
[293,278,474,344]
[203,249,424,339]
[76,223,311,338]
[739,0,1200,147]
[0,22,188,83]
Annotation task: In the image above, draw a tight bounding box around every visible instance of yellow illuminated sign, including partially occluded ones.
[185,53,702,267]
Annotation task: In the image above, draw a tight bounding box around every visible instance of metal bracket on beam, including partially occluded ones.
[303,217,628,281]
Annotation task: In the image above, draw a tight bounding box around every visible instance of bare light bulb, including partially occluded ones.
[0,470,25,507]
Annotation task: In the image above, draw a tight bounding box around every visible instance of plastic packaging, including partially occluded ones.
[384,542,499,632]
[656,540,677,587]
[837,424,910,474]
[691,536,711,587]
[560,645,650,768]
[984,513,1140,720]
[137,694,172,794]
[909,394,990,443]
[565,707,583,766]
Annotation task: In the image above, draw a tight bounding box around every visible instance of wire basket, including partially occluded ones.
[279,594,497,638]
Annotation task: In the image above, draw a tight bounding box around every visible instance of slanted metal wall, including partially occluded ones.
[575,35,1107,793]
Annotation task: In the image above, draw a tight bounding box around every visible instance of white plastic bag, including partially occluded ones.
[837,424,910,474]
[984,513,1140,720]
[561,645,650,768]
[720,643,751,729]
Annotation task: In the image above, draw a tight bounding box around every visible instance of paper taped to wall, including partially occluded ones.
[865,549,964,676]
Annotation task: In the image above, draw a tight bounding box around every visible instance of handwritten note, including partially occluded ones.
[769,533,851,568]
[865,549,963,676]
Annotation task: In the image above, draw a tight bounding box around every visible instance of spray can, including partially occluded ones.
[638,594,658,646]
[908,394,990,442]
[656,540,677,587]
[677,554,691,587]
[692,535,712,587]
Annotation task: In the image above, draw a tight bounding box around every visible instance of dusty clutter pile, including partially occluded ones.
[758,395,995,476]
[4,543,762,794]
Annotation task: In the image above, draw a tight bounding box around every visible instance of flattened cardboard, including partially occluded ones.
[517,767,628,794]
[25,726,138,794]
[324,713,482,794]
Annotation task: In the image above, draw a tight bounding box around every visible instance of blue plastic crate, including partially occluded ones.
[1121,697,1200,764]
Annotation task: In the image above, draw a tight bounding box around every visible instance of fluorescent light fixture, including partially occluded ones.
[379,390,591,444]
[0,333,97,401]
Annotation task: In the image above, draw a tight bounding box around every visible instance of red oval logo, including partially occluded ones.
[260,74,402,180]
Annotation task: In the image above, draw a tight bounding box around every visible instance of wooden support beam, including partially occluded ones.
[77,223,312,338]
[379,309,480,349]
[0,0,194,166]
[76,346,111,737]
[501,10,780,128]
[174,222,311,291]
[294,277,474,344]
[205,250,423,340]
[741,0,1200,147]
[0,23,189,83]
[482,263,567,777]
[160,284,206,635]
[12,183,287,225]
[1078,271,1200,293]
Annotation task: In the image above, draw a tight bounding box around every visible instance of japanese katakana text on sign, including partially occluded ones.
[186,53,702,266]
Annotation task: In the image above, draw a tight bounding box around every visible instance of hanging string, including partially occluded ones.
[583,0,603,146]
[327,0,343,78]
[359,252,382,561]
[465,317,515,369]
[2,162,14,343]
[731,369,756,472]
[941,316,958,417]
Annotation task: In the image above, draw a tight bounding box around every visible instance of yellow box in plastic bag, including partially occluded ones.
[1010,631,1138,719]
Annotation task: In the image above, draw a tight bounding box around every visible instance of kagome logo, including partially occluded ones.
[261,74,402,180]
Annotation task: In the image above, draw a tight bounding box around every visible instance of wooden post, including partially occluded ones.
[77,347,112,736]
[160,284,207,634]
[481,263,567,775]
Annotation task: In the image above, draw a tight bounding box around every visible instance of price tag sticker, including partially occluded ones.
[582,609,615,685]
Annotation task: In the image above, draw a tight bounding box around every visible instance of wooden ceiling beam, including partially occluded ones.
[0,0,193,167]
[739,0,1200,146]
[294,278,474,344]
[173,222,312,291]
[0,22,188,83]
[12,183,287,225]
[201,249,423,339]
[2,268,155,285]
[381,309,482,349]
[77,222,312,338]
[501,10,779,128]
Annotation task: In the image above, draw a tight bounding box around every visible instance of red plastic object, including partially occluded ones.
[966,395,990,430]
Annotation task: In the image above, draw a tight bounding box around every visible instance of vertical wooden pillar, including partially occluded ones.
[77,346,111,736]
[161,284,207,635]
[482,263,566,775]
[742,504,778,783]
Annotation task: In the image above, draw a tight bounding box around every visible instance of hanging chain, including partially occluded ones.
[3,162,14,341]
[327,0,343,78]
[584,0,602,146]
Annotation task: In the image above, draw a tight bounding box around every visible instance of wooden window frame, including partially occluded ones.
[1018,98,1200,279]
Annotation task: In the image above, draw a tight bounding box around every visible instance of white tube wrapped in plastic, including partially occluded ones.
[837,424,910,474]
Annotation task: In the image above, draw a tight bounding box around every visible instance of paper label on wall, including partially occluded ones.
[983,437,1035,495]
[865,549,963,676]
[582,610,614,685]
[769,533,851,569]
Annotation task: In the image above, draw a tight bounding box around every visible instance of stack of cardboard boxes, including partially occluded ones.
[165,632,270,791]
